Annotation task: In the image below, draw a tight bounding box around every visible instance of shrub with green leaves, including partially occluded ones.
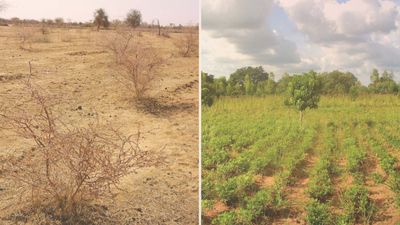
[216,174,256,205]
[212,211,237,225]
[306,200,334,225]
[340,185,376,224]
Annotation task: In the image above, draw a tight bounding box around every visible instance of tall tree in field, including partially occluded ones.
[201,72,216,106]
[229,66,268,88]
[244,74,255,95]
[94,8,110,31]
[126,9,142,28]
[370,68,379,83]
[285,71,321,123]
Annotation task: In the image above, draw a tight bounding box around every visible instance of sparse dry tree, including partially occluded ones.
[101,29,164,101]
[125,9,142,28]
[175,28,198,57]
[16,26,36,50]
[118,43,163,100]
[0,77,155,223]
[103,29,135,64]
[94,8,110,31]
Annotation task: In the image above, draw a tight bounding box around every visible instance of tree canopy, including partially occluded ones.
[94,8,110,30]
[201,66,399,107]
[126,9,142,28]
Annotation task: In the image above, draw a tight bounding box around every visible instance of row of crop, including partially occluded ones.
[305,123,337,224]
[342,124,367,183]
[338,122,376,224]
[202,120,295,201]
[214,122,296,180]
[210,125,317,225]
[202,115,280,170]
[376,123,400,149]
[306,122,376,225]
[203,124,304,205]
[360,123,400,208]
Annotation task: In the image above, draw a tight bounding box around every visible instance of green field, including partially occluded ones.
[202,95,400,225]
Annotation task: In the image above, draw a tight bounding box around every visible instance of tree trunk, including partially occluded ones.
[157,20,161,36]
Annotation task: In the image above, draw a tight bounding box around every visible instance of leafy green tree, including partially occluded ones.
[255,81,266,96]
[285,71,321,123]
[201,72,216,106]
[226,82,234,96]
[349,86,359,101]
[244,74,255,95]
[265,79,276,95]
[276,73,292,94]
[232,83,243,97]
[126,9,142,28]
[214,77,227,97]
[369,69,398,94]
[318,70,358,95]
[94,8,110,30]
[370,69,379,83]
[229,66,268,89]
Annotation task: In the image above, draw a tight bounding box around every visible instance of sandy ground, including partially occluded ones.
[0,26,198,224]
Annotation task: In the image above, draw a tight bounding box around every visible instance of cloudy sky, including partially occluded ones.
[0,0,198,25]
[202,0,400,84]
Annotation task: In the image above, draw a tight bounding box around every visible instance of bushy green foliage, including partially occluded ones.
[305,200,334,225]
[340,185,376,224]
[212,211,237,225]
[307,158,333,201]
[202,96,400,224]
[285,71,321,112]
[368,69,399,94]
[319,70,359,95]
[202,72,216,106]
[215,174,256,205]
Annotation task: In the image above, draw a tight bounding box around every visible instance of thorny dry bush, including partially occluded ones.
[174,29,198,57]
[102,29,135,64]
[16,26,36,49]
[15,26,51,49]
[102,29,164,101]
[0,79,155,224]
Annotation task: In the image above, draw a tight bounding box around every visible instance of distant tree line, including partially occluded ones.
[0,6,198,31]
[202,66,399,106]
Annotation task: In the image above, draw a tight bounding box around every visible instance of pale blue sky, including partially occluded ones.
[1,0,198,25]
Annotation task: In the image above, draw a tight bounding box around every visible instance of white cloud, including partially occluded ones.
[202,0,400,84]
[277,0,400,83]
[202,0,301,76]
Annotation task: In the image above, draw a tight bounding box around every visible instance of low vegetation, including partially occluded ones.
[202,95,400,224]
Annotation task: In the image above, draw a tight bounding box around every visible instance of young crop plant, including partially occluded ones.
[339,185,376,225]
[284,71,322,123]
[215,174,256,206]
[306,158,333,202]
[305,199,334,225]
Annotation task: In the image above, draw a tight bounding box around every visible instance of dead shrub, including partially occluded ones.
[0,79,154,223]
[60,34,73,42]
[102,29,135,64]
[118,43,163,101]
[16,26,36,49]
[175,29,198,57]
[102,29,164,100]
